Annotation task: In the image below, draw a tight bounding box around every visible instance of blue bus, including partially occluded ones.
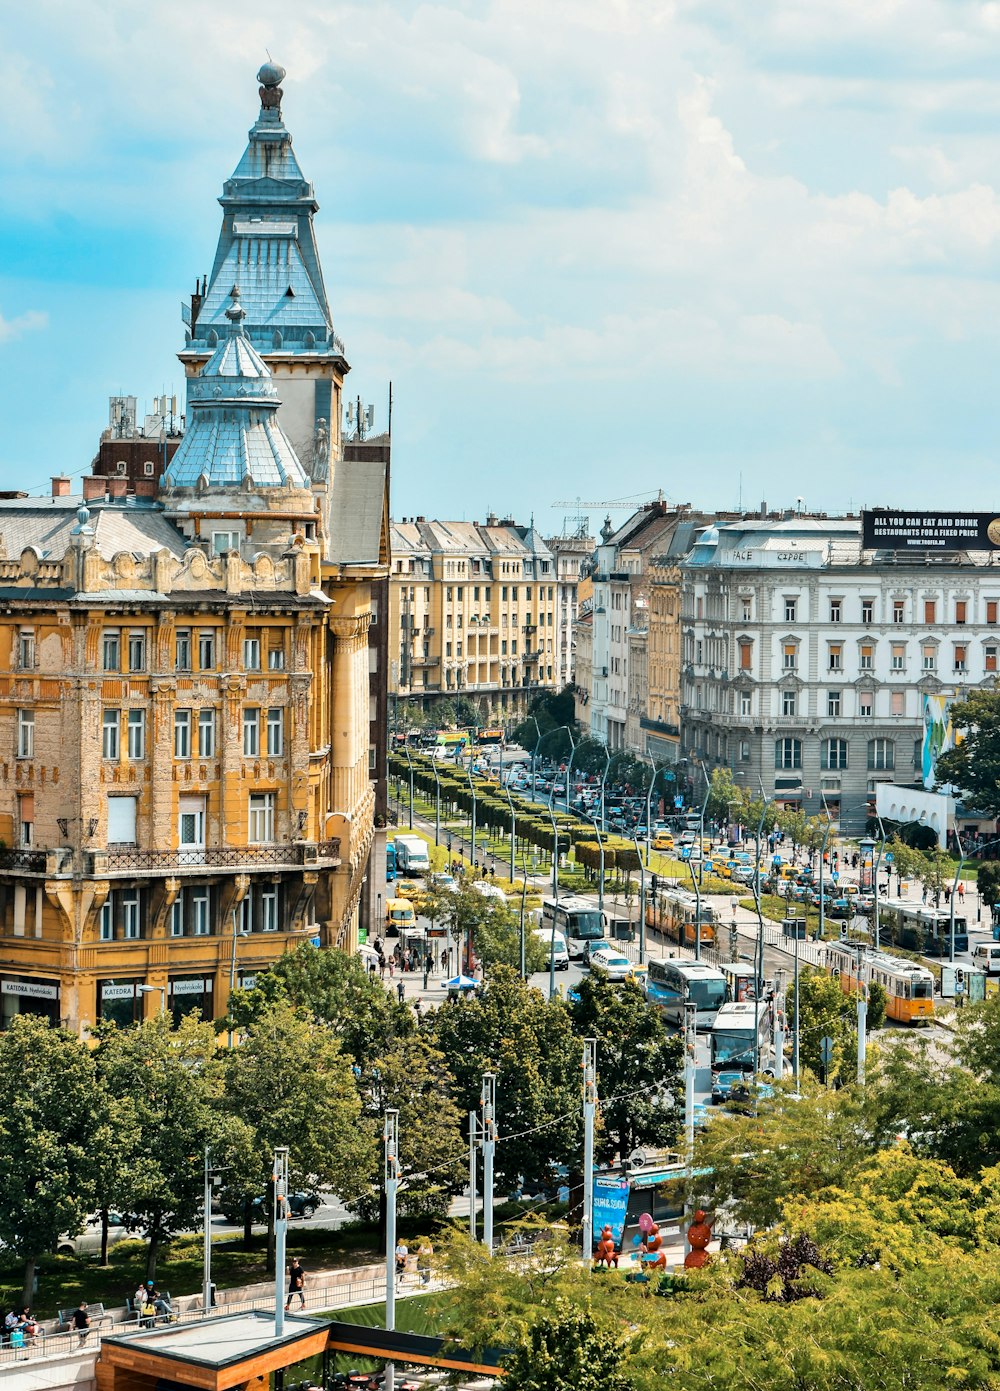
[386,840,396,882]
[645,959,727,1030]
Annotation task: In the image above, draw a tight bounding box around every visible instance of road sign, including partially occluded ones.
[885,852,894,864]
[664,772,675,781]
[680,847,691,860]
[674,796,684,808]
[628,1149,646,1172]
[819,1036,835,1065]
[831,871,839,882]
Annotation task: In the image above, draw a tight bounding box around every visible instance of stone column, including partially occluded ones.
[329,614,371,815]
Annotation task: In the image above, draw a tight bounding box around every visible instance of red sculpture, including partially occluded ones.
[594,1224,618,1268]
[684,1209,712,1269]
[636,1212,666,1270]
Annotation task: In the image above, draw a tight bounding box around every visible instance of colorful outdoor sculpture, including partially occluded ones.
[684,1209,713,1269]
[633,1211,667,1270]
[594,1224,619,1268]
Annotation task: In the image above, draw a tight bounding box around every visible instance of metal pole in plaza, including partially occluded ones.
[950,830,966,964]
[404,744,414,831]
[684,1002,697,1159]
[872,813,886,949]
[432,759,441,847]
[582,1039,597,1268]
[793,930,801,1092]
[502,782,517,883]
[202,1148,213,1313]
[644,753,656,864]
[273,1146,289,1337]
[384,1112,400,1391]
[698,765,711,886]
[468,1110,478,1238]
[633,831,646,965]
[587,813,605,917]
[481,1074,496,1255]
[468,763,477,870]
[773,974,785,1081]
[685,854,703,962]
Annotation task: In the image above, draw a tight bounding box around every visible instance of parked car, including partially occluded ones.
[711,1070,744,1105]
[587,947,633,982]
[223,1191,321,1223]
[57,1211,129,1256]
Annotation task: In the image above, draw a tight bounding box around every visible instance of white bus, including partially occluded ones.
[541,896,606,959]
[645,959,727,1029]
[710,1001,773,1073]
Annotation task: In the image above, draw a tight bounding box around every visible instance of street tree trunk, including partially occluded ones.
[21,1256,36,1311]
[100,1208,110,1266]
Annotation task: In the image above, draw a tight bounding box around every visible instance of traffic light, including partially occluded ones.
[651,873,659,895]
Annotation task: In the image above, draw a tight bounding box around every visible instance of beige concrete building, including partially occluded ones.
[388,515,560,720]
[644,557,683,763]
[545,528,594,690]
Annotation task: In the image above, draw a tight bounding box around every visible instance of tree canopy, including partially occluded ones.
[935,688,1000,814]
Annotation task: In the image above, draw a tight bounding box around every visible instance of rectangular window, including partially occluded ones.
[102,709,120,760]
[868,738,895,771]
[198,631,215,669]
[192,890,210,937]
[107,796,137,845]
[987,646,998,674]
[18,630,34,669]
[891,691,904,716]
[859,692,873,717]
[923,599,936,625]
[989,601,998,626]
[775,737,801,770]
[19,797,32,847]
[266,708,284,756]
[171,900,184,938]
[822,739,848,770]
[956,600,968,625]
[174,709,191,759]
[782,643,796,670]
[103,630,120,671]
[262,886,279,933]
[860,644,874,670]
[198,708,216,758]
[127,709,145,760]
[16,709,33,759]
[829,599,842,623]
[828,644,843,671]
[827,690,841,717]
[175,629,191,671]
[922,645,936,671]
[954,644,967,673]
[861,599,874,624]
[893,600,905,624]
[100,900,114,942]
[243,637,261,671]
[784,597,797,622]
[742,599,752,621]
[212,530,240,555]
[128,631,146,672]
[782,690,797,716]
[179,798,205,848]
[122,891,140,940]
[249,792,275,843]
[243,708,260,757]
[268,646,285,671]
[891,643,904,671]
[740,691,752,717]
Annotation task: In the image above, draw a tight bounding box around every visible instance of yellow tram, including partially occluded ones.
[826,941,935,1024]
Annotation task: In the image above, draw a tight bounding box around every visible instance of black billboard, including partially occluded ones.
[862,510,1000,552]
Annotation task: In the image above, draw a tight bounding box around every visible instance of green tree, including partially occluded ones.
[568,973,682,1163]
[353,1035,465,1223]
[224,1000,373,1263]
[503,1298,636,1391]
[226,942,413,1064]
[446,882,541,974]
[935,688,1000,814]
[96,1013,229,1278]
[0,1016,101,1303]
[789,968,856,1080]
[978,861,1000,909]
[430,967,582,1193]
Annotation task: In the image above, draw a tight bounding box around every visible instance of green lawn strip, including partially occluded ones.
[0,1225,386,1321]
[740,894,824,936]
[315,1296,443,1379]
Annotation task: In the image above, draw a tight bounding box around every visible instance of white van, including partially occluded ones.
[972,943,1000,976]
[533,927,570,970]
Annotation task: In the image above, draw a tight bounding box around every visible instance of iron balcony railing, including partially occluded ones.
[91,841,341,874]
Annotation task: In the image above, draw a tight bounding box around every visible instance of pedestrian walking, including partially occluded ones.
[379,955,386,980]
[388,956,395,978]
[397,980,405,1003]
[71,1302,91,1344]
[958,881,966,902]
[284,1257,306,1311]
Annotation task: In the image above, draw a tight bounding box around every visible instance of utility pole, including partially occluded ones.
[633,831,646,965]
[202,1148,213,1313]
[468,1110,478,1238]
[684,1002,697,1160]
[856,948,867,1085]
[582,1039,597,1268]
[793,930,801,1091]
[384,1111,400,1391]
[273,1146,289,1337]
[481,1074,496,1255]
[773,973,785,1082]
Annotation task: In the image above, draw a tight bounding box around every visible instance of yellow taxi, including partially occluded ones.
[625,962,648,987]
[653,832,675,852]
[396,878,423,901]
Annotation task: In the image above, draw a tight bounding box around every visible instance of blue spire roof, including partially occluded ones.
[183,64,343,360]
[164,290,309,490]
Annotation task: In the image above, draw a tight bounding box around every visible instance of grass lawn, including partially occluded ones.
[0,1223,391,1320]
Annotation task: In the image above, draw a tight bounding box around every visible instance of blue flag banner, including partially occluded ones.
[592,1176,630,1246]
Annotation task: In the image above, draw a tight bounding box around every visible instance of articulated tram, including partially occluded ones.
[826,942,935,1025]
[645,887,717,949]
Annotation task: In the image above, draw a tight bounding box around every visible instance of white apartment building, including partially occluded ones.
[546,530,594,689]
[680,516,1000,834]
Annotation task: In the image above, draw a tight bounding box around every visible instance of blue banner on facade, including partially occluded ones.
[592,1176,630,1244]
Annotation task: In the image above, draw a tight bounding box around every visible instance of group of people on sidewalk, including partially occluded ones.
[3,1307,39,1347]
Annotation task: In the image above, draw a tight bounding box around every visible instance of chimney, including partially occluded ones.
[82,476,105,501]
[108,478,128,499]
[51,475,71,498]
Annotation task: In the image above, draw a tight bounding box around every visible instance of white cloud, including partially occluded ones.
[0,310,47,344]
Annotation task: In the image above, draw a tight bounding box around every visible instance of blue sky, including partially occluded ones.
[4,0,1000,536]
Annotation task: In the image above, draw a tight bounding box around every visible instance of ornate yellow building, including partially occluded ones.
[0,65,386,1035]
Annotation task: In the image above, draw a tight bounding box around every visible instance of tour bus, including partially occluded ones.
[878,897,968,957]
[645,887,716,949]
[385,840,397,883]
[645,959,728,1030]
[826,942,935,1025]
[475,727,504,747]
[434,730,470,753]
[710,1001,773,1073]
[540,896,606,959]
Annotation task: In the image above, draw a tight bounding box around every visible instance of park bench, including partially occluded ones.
[56,1303,111,1338]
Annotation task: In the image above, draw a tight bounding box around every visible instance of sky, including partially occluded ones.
[4,0,1000,537]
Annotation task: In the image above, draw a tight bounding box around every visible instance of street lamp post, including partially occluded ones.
[227,909,250,1048]
[467,762,477,870]
[698,765,711,886]
[950,829,966,965]
[502,782,517,883]
[644,753,657,865]
[138,983,167,1017]
[585,812,606,917]
[818,806,833,945]
[404,744,414,831]
[431,759,441,847]
[598,746,611,837]
[633,830,646,965]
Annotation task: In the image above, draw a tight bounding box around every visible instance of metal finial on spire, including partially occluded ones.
[225,286,247,327]
[257,60,285,112]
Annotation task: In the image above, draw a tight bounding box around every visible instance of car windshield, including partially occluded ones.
[688,978,727,1011]
[712,1028,755,1065]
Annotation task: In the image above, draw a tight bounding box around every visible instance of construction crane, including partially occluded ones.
[551,490,665,509]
